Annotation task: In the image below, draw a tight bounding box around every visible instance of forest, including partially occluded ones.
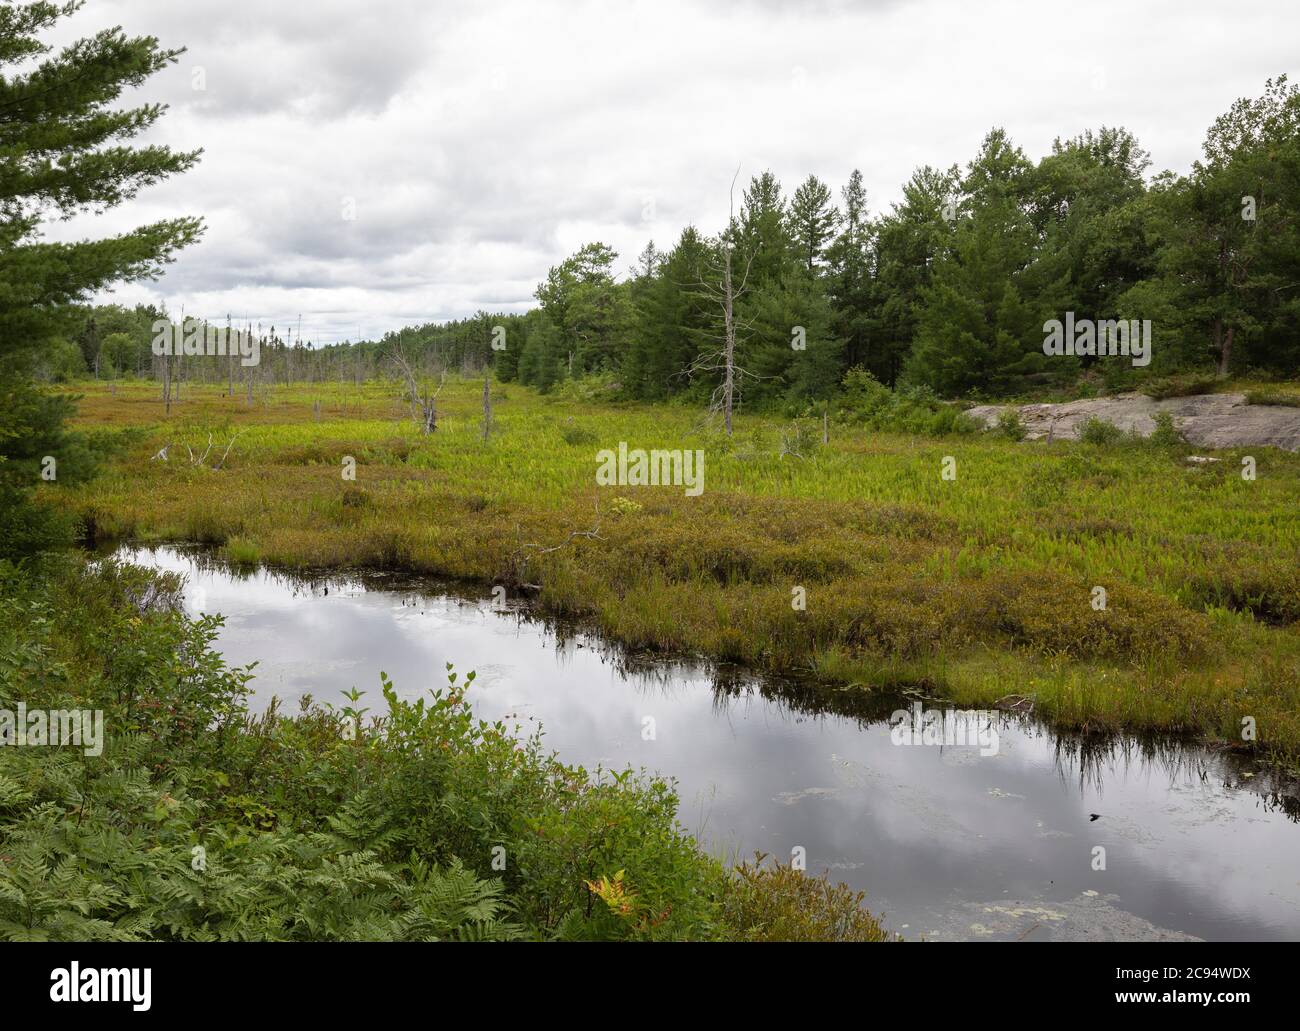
[50,78,1300,412]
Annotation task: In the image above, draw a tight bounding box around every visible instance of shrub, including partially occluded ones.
[1244,390,1300,408]
[560,423,598,446]
[838,367,977,437]
[995,408,1027,441]
[1149,410,1185,449]
[720,854,894,942]
[779,420,821,459]
[1078,417,1126,446]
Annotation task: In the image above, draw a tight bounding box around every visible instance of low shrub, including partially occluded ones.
[995,408,1027,441]
[720,854,895,942]
[560,423,598,446]
[1244,390,1300,408]
[0,558,894,942]
[1149,410,1186,449]
[1078,417,1126,446]
[838,368,977,436]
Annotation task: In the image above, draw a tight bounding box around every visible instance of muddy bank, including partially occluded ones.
[966,392,1300,451]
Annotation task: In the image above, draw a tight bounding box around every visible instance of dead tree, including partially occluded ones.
[389,342,444,434]
[481,371,492,442]
[692,167,757,436]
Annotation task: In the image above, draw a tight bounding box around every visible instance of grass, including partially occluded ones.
[54,376,1300,758]
[1246,389,1300,408]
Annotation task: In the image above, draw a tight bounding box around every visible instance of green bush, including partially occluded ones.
[1244,390,1300,408]
[838,367,977,436]
[1149,410,1185,449]
[0,557,891,942]
[559,423,598,446]
[995,408,1027,441]
[720,854,895,942]
[1078,417,1126,446]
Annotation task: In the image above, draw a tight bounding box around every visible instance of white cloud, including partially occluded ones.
[41,0,1300,343]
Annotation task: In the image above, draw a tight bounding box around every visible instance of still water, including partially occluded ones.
[119,545,1300,941]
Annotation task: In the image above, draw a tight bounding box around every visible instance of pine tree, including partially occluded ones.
[625,227,710,399]
[905,131,1047,395]
[0,2,202,557]
[787,175,840,275]
[826,169,874,373]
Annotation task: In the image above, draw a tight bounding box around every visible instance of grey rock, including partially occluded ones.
[967,392,1300,451]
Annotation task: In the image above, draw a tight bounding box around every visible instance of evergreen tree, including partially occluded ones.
[0,1,201,557]
[1144,77,1300,375]
[625,227,710,399]
[826,169,875,372]
[905,131,1047,395]
[787,174,840,275]
[871,164,958,385]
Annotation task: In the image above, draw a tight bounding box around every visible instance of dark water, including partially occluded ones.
[117,544,1300,942]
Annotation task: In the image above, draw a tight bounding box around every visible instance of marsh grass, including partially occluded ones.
[55,378,1300,753]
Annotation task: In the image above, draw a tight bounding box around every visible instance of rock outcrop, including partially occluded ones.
[965,392,1300,451]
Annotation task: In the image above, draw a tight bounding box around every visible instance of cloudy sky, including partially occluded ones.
[45,0,1300,344]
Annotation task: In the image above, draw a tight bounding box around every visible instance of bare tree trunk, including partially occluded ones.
[722,238,736,436]
[390,342,443,434]
[690,170,756,439]
[1218,324,1234,378]
[482,371,492,442]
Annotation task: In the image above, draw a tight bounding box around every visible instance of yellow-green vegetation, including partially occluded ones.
[58,378,1300,756]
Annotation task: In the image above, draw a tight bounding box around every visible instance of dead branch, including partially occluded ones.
[213,431,245,470]
[507,507,604,589]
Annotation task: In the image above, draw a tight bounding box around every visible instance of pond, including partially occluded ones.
[117,544,1300,941]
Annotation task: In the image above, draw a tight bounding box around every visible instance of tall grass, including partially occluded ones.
[55,377,1300,754]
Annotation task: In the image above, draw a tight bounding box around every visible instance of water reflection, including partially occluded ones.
[110,544,1300,941]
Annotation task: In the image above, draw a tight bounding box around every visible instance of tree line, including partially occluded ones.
[41,78,1300,418]
[496,77,1300,407]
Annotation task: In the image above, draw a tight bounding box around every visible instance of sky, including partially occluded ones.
[39,0,1300,345]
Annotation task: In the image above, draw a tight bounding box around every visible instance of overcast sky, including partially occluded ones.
[45,0,1300,344]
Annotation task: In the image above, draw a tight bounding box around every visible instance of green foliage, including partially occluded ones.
[1245,390,1300,407]
[0,557,892,941]
[1140,374,1221,400]
[0,1,200,560]
[720,854,894,942]
[0,2,203,355]
[995,408,1027,441]
[1149,410,1186,449]
[837,366,977,436]
[904,130,1051,396]
[1078,417,1127,446]
[559,423,598,446]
